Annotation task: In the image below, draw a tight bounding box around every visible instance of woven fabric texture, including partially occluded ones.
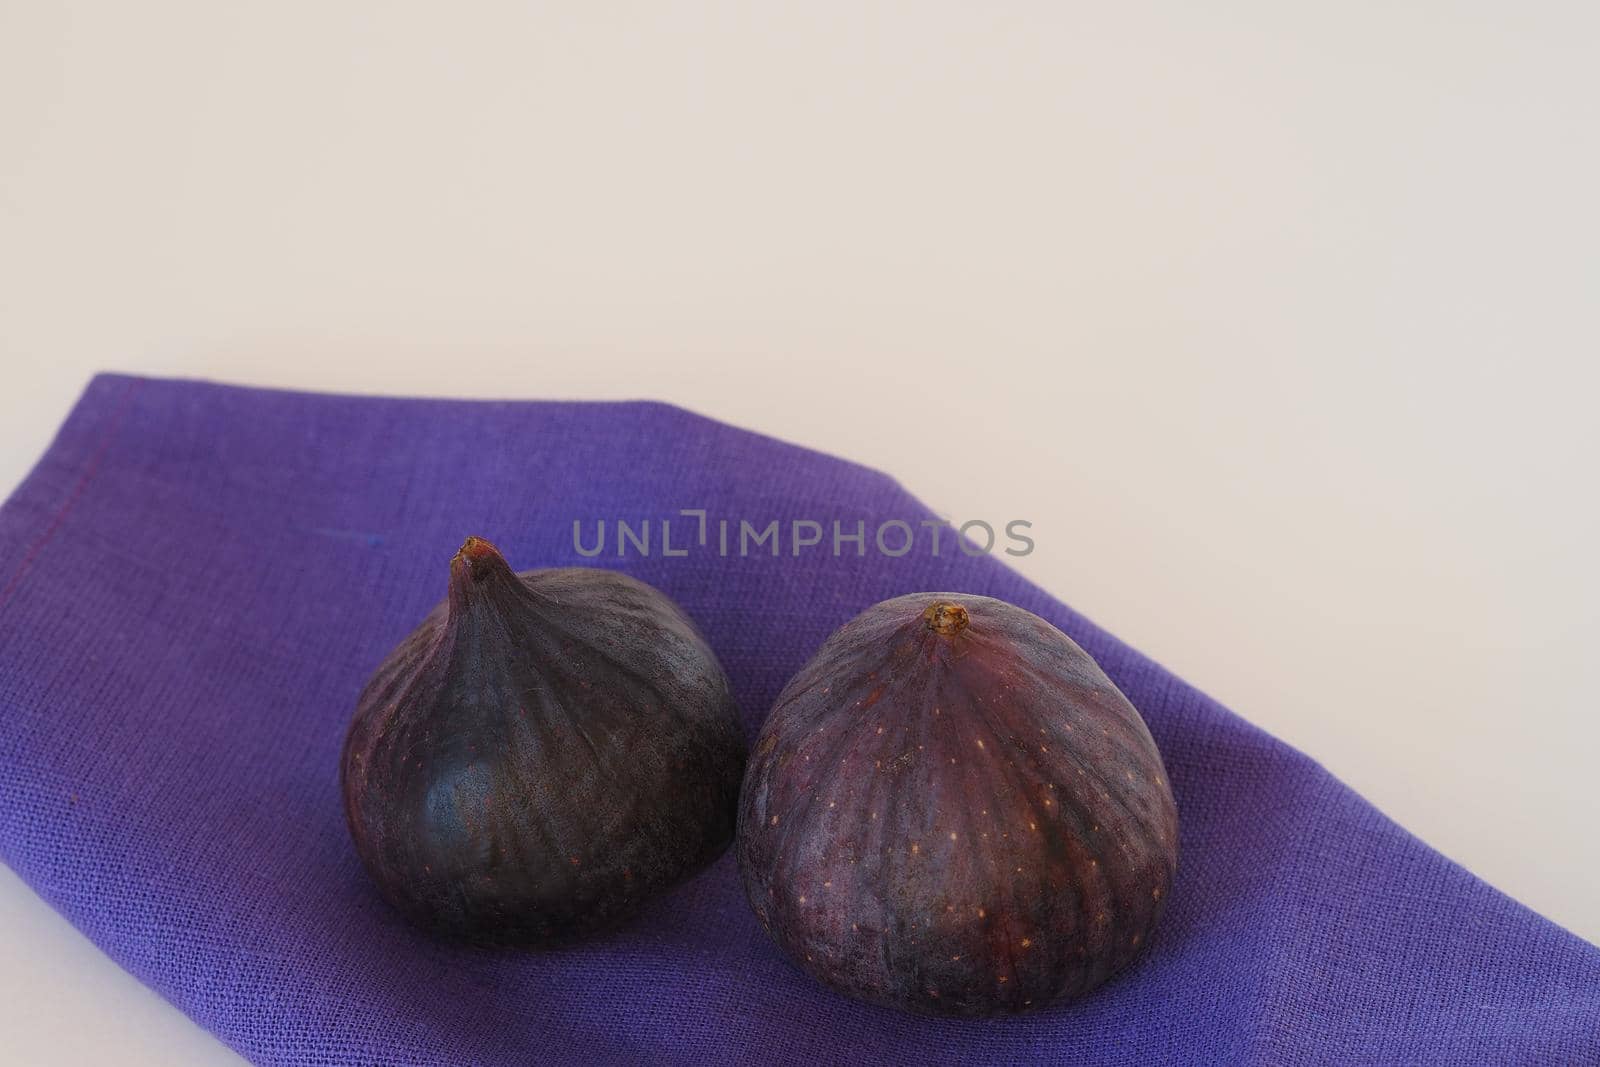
[0,374,1595,1065]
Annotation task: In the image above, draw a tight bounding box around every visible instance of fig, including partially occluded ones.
[737,593,1178,1016]
[341,537,745,944]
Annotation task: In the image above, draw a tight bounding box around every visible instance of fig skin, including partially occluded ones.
[737,593,1178,1017]
[341,537,746,945]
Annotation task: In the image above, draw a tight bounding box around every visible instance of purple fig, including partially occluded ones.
[342,537,745,944]
[738,593,1178,1016]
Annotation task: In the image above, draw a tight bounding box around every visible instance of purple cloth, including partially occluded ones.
[1,374,1595,1066]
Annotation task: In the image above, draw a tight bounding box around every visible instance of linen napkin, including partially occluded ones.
[1,374,1595,1065]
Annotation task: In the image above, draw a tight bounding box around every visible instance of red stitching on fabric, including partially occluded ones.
[0,378,144,612]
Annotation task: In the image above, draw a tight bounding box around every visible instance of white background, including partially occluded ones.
[2,3,1596,1063]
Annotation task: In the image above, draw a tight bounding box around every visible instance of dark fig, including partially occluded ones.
[341,537,745,944]
[737,593,1178,1016]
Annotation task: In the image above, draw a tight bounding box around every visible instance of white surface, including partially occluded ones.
[2,3,1597,1063]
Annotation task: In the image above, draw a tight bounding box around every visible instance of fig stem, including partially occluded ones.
[454,537,505,583]
[924,601,969,636]
[447,538,517,623]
